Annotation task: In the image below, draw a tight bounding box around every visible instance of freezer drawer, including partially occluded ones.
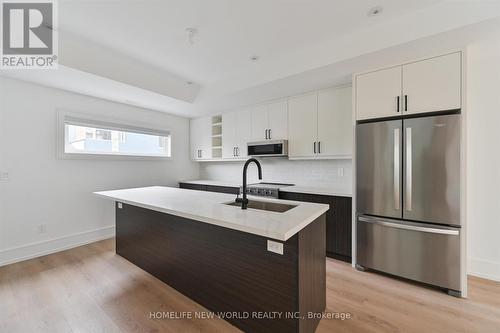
[357,215,460,291]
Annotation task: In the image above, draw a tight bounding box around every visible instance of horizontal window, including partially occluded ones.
[62,115,171,158]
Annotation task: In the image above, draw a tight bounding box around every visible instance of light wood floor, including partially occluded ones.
[1,239,500,333]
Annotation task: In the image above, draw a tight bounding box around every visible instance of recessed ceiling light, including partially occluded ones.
[250,55,259,62]
[185,27,197,45]
[368,6,383,17]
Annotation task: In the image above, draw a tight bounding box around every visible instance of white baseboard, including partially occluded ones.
[0,226,115,267]
[468,257,500,282]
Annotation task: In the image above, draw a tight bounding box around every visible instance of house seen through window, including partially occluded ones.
[64,121,171,157]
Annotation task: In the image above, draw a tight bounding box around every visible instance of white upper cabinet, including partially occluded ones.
[222,111,238,159]
[250,100,288,141]
[192,87,352,161]
[250,105,268,141]
[267,100,288,140]
[236,109,252,158]
[356,66,402,121]
[355,52,462,120]
[402,52,461,114]
[289,87,353,159]
[222,109,251,159]
[288,93,319,158]
[190,116,212,160]
[317,86,353,157]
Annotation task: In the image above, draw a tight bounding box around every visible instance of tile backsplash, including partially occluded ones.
[199,158,352,192]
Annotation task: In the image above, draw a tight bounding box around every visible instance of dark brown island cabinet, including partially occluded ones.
[179,182,352,263]
[116,203,326,333]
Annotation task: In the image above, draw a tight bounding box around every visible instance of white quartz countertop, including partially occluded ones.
[94,186,329,241]
[179,179,352,197]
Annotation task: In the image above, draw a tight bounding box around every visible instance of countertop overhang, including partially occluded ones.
[94,186,329,241]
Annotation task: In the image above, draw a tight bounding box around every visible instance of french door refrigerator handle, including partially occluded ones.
[358,216,459,235]
[394,128,400,210]
[406,127,412,211]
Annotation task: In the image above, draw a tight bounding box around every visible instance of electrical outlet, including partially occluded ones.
[267,240,284,255]
[37,224,47,234]
[0,172,9,181]
[337,168,344,177]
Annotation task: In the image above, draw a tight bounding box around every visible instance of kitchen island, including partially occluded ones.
[94,186,329,333]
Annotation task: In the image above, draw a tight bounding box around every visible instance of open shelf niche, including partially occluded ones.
[211,115,222,159]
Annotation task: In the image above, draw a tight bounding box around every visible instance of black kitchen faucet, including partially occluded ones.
[235,158,262,209]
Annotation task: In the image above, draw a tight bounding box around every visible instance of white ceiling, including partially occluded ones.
[2,0,500,117]
[58,0,440,85]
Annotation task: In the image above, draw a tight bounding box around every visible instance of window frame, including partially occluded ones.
[57,110,173,160]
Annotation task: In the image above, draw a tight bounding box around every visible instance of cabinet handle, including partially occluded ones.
[265,129,268,140]
[268,129,271,140]
[396,96,400,113]
[237,147,240,156]
[313,142,317,154]
[233,147,236,157]
[404,95,408,112]
[318,141,321,154]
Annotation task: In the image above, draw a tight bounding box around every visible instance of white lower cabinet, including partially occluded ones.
[222,109,251,159]
[289,87,352,159]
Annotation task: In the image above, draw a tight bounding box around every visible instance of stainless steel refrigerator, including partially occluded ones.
[356,113,461,296]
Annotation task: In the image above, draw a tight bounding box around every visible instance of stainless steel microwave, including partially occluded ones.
[247,140,288,157]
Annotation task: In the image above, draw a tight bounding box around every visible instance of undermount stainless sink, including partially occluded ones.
[224,200,297,213]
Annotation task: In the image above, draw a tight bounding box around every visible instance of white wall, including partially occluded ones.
[0,77,198,266]
[466,36,500,282]
[199,159,352,193]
